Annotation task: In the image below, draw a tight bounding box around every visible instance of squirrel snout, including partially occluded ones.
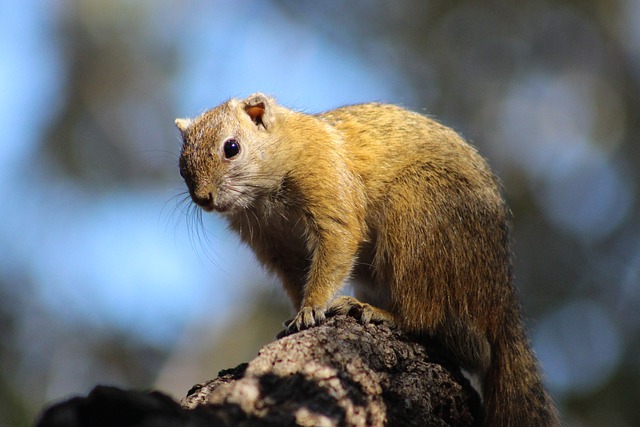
[191,191,214,211]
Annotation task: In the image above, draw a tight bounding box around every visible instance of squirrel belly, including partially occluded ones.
[176,93,560,426]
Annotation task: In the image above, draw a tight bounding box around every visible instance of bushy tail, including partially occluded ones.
[484,312,560,426]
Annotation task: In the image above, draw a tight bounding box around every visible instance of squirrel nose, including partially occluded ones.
[192,191,214,209]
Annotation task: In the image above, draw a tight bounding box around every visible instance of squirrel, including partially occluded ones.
[175,93,560,426]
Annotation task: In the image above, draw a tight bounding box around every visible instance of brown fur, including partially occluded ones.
[176,93,560,426]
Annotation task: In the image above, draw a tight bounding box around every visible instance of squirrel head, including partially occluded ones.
[176,93,281,214]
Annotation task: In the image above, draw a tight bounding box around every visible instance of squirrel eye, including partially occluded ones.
[223,139,240,159]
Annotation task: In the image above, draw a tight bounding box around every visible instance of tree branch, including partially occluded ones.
[36,316,481,426]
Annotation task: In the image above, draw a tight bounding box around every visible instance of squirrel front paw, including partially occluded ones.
[276,306,328,339]
[275,297,395,339]
[327,296,395,325]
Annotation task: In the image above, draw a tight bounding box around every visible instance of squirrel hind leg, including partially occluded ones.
[326,295,395,326]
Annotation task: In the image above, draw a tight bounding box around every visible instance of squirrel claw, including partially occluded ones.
[275,318,294,339]
[277,306,327,338]
[327,296,394,326]
[275,298,393,339]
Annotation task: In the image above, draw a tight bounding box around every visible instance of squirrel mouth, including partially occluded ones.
[192,200,230,213]
[213,203,232,213]
[193,203,214,212]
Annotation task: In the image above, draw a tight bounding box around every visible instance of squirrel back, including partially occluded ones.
[176,93,560,426]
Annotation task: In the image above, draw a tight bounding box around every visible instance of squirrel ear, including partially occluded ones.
[174,118,192,134]
[242,93,275,130]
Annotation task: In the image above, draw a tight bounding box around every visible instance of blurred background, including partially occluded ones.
[1,0,639,425]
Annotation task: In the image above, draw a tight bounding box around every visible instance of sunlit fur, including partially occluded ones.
[176,93,559,426]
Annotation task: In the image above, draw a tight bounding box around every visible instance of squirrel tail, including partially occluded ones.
[484,307,560,427]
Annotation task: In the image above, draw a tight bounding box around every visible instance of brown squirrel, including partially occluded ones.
[175,93,560,426]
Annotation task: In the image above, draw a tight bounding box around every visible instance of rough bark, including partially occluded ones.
[36,315,481,427]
